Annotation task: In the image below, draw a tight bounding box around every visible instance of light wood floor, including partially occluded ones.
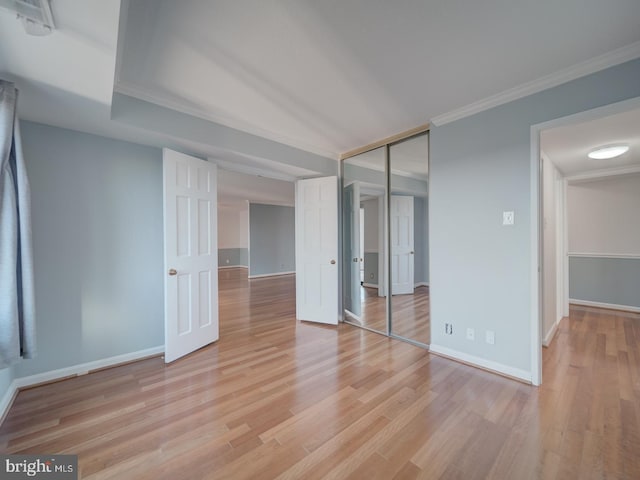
[346,286,430,344]
[1,269,639,479]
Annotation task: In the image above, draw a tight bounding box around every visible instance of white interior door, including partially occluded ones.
[342,182,361,318]
[296,176,338,325]
[163,149,218,363]
[391,195,414,295]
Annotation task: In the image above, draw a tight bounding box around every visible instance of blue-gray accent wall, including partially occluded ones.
[12,122,164,378]
[218,248,249,267]
[430,58,640,374]
[112,93,338,177]
[0,366,13,405]
[249,204,295,277]
[414,197,429,284]
[569,256,640,309]
[363,252,379,285]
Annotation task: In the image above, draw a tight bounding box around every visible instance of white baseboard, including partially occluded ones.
[248,271,295,279]
[0,345,164,425]
[0,378,19,426]
[542,315,563,347]
[569,299,640,313]
[362,282,378,289]
[344,309,362,322]
[218,265,248,269]
[429,344,531,383]
[414,282,429,288]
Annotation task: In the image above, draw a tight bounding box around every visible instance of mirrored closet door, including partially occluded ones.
[342,131,430,347]
[389,133,429,345]
[342,147,386,335]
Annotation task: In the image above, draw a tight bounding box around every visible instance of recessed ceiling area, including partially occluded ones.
[116,0,640,157]
[217,169,294,208]
[541,105,640,177]
[1,0,640,181]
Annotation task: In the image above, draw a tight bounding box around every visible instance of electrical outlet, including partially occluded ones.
[486,330,495,345]
[466,328,475,341]
[370,273,374,279]
[226,259,230,264]
[445,323,453,335]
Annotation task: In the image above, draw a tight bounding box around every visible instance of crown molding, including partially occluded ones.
[565,164,640,183]
[113,81,339,160]
[431,41,640,127]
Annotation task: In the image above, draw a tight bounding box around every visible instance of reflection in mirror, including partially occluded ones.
[342,147,386,334]
[389,133,429,345]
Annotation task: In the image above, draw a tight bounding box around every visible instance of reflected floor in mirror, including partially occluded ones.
[346,285,430,345]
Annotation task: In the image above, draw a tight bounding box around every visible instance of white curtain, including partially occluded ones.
[0,80,36,368]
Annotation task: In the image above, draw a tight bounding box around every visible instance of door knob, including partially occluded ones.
[330,260,336,264]
[168,268,177,276]
[410,251,414,255]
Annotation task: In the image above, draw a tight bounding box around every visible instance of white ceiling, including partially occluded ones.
[217,169,294,208]
[116,0,640,155]
[542,106,640,177]
[1,0,640,204]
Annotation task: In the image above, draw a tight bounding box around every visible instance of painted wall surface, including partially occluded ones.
[429,58,640,375]
[362,197,380,253]
[249,203,295,276]
[362,198,381,285]
[363,252,379,285]
[218,205,249,249]
[414,197,429,284]
[569,257,640,308]
[14,122,164,378]
[218,205,249,267]
[542,156,561,340]
[112,93,338,177]
[568,174,640,255]
[567,174,640,308]
[218,248,249,267]
[0,366,13,403]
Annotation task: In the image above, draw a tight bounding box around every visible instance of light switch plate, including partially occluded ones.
[503,211,514,226]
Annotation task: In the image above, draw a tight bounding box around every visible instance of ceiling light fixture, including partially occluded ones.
[587,144,629,160]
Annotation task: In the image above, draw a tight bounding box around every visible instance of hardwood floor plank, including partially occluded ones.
[1,270,639,479]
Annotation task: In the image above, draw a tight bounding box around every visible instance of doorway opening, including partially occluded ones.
[533,96,640,385]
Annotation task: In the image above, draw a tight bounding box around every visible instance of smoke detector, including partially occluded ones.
[0,0,55,36]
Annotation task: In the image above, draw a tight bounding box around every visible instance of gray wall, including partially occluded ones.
[249,203,295,276]
[430,58,640,374]
[12,122,164,378]
[218,248,249,267]
[363,252,379,285]
[113,93,338,177]
[414,197,429,284]
[0,366,12,403]
[569,257,640,308]
[566,175,640,309]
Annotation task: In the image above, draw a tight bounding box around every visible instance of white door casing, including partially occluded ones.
[391,195,414,295]
[295,176,338,325]
[163,149,219,363]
